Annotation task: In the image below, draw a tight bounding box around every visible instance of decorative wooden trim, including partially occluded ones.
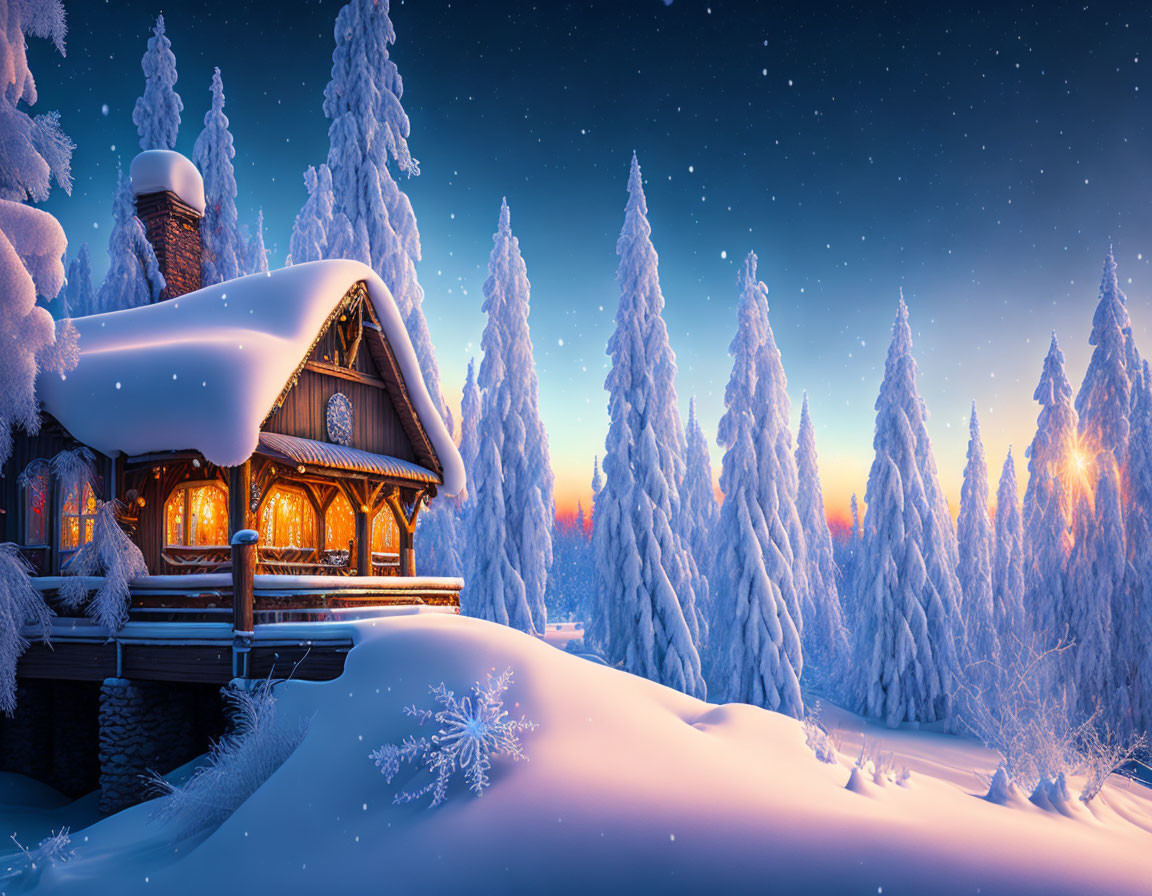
[303,360,387,389]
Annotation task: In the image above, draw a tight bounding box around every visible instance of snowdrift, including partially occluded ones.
[15,614,1152,895]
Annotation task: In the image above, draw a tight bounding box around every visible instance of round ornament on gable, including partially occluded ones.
[326,393,354,446]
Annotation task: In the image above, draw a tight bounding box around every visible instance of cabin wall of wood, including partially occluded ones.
[262,325,419,463]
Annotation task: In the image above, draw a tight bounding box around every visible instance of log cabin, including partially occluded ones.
[0,150,466,812]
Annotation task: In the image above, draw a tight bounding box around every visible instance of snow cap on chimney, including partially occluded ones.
[129,150,206,216]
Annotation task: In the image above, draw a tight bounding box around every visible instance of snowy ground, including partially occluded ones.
[2,614,1151,895]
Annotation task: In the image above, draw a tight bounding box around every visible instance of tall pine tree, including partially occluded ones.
[193,68,243,286]
[1125,361,1152,734]
[97,171,165,313]
[132,15,182,151]
[458,357,480,505]
[796,393,849,683]
[854,295,961,726]
[957,404,998,675]
[710,252,803,714]
[992,449,1026,652]
[289,164,333,265]
[461,201,553,634]
[59,244,93,319]
[590,155,704,697]
[244,209,268,275]
[681,396,719,620]
[1022,334,1078,643]
[320,0,444,415]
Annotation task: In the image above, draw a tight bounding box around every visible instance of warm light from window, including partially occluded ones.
[61,482,97,551]
[372,508,399,553]
[325,492,356,552]
[259,486,317,548]
[165,484,229,546]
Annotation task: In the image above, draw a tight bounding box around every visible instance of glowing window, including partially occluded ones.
[259,485,317,548]
[22,466,49,546]
[325,492,356,552]
[60,482,98,552]
[372,507,400,554]
[164,484,229,546]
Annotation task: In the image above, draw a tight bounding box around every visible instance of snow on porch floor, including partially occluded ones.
[4,613,1151,895]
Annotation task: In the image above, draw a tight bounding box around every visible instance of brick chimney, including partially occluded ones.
[129,150,205,301]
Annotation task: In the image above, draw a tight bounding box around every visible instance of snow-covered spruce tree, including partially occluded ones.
[1125,362,1152,735]
[321,0,445,414]
[458,357,480,506]
[957,404,998,678]
[193,68,244,287]
[1065,453,1122,718]
[749,258,809,651]
[243,209,268,275]
[681,396,719,617]
[590,156,704,696]
[855,295,962,727]
[992,449,1026,651]
[840,493,862,629]
[288,164,333,265]
[96,170,165,313]
[461,201,553,634]
[132,15,182,152]
[1022,333,1077,643]
[1076,247,1140,468]
[709,252,802,714]
[0,0,77,467]
[61,243,93,318]
[796,393,849,683]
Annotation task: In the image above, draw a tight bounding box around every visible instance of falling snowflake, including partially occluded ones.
[369,668,537,808]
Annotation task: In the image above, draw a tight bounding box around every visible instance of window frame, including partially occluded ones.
[163,480,230,548]
[257,482,319,549]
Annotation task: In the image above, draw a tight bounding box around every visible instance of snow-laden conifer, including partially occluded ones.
[458,357,480,505]
[288,165,333,265]
[957,404,998,675]
[1075,248,1140,467]
[321,0,446,415]
[710,252,803,714]
[0,0,76,465]
[992,450,1026,648]
[854,295,961,726]
[796,393,849,681]
[461,201,553,633]
[243,209,268,276]
[1022,334,1077,643]
[1065,454,1121,717]
[681,396,719,613]
[96,171,165,312]
[61,244,93,317]
[590,156,703,696]
[1125,361,1152,734]
[193,68,244,286]
[132,15,182,151]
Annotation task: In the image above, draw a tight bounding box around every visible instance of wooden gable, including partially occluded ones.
[260,282,442,477]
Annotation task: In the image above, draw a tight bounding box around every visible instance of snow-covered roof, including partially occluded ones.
[129,150,206,215]
[37,260,465,496]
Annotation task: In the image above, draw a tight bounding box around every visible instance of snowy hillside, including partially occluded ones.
[5,614,1152,895]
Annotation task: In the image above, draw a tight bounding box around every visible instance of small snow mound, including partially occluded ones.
[1030,773,1075,816]
[130,150,206,215]
[845,765,877,795]
[985,765,1023,806]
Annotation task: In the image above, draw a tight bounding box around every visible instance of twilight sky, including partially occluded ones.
[28,0,1152,524]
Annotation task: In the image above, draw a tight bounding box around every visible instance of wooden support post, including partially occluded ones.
[230,529,257,678]
[399,526,415,577]
[227,460,251,535]
[355,505,370,576]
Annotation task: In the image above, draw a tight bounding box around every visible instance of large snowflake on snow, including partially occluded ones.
[369,667,536,808]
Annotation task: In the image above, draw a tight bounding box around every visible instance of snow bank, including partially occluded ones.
[129,151,205,215]
[36,260,465,496]
[20,614,1152,895]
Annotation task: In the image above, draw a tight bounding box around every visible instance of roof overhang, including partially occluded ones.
[255,432,441,488]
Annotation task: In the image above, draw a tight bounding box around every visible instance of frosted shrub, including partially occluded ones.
[59,500,148,632]
[370,667,536,808]
[801,703,839,765]
[0,544,53,714]
[956,631,1145,801]
[0,828,73,891]
[151,682,308,840]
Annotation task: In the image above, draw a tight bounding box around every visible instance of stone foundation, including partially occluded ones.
[98,679,225,815]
